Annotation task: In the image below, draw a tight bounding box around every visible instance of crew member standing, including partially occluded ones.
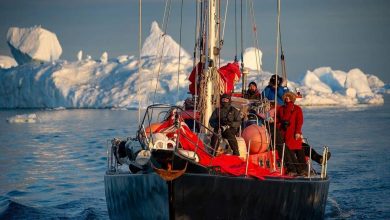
[277,92,307,175]
[262,74,289,105]
[209,94,241,156]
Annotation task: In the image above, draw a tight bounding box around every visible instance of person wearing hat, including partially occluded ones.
[277,91,307,175]
[244,81,261,100]
[261,74,289,105]
[209,94,241,156]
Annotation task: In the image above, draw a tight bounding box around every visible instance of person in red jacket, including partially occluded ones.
[277,92,307,175]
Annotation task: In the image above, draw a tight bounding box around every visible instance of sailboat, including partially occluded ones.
[104,0,330,219]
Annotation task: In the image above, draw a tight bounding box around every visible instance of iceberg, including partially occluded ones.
[7,26,62,65]
[243,47,262,71]
[0,22,388,108]
[141,21,190,59]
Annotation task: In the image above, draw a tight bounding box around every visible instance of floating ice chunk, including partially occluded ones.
[7,114,38,123]
[100,52,108,63]
[110,107,128,111]
[0,55,17,69]
[117,55,129,64]
[77,50,83,61]
[53,107,66,110]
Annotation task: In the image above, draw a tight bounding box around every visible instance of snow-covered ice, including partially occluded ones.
[0,55,17,69]
[141,21,190,59]
[243,47,262,71]
[0,22,388,108]
[7,26,62,65]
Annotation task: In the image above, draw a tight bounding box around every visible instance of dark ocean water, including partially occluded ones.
[0,96,389,219]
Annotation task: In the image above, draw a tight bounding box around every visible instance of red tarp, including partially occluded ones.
[218,62,241,93]
[155,111,274,180]
[188,62,241,95]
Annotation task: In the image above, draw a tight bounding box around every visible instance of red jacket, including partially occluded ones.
[277,102,303,150]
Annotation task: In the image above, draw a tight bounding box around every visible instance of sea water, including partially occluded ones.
[0,96,389,219]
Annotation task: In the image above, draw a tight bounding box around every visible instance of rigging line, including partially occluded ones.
[138,0,142,125]
[278,12,287,84]
[235,0,238,59]
[272,0,282,171]
[192,0,201,132]
[218,0,221,68]
[204,0,210,66]
[177,0,184,103]
[147,0,170,105]
[162,0,170,35]
[240,0,243,64]
[194,1,201,68]
[248,0,261,75]
[202,0,207,59]
[221,0,229,44]
[152,0,173,104]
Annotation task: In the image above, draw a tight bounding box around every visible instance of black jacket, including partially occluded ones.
[244,89,261,100]
[209,105,241,129]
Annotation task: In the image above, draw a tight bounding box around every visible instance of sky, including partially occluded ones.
[1,0,389,83]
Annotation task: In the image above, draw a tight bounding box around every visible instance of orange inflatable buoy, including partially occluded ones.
[144,123,163,136]
[241,124,270,154]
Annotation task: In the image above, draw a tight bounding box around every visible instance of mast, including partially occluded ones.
[201,0,220,129]
[137,0,142,125]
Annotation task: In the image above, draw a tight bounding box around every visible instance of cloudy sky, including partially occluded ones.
[1,0,389,82]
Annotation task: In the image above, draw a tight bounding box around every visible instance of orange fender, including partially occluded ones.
[242,124,270,154]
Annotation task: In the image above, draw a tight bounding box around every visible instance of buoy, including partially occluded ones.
[241,124,269,154]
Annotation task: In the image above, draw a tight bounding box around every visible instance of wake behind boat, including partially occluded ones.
[105,0,330,219]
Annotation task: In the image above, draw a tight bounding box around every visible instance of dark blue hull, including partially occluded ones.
[104,172,329,219]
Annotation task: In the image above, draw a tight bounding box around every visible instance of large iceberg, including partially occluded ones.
[0,21,388,108]
[295,67,385,106]
[7,26,62,65]
[141,21,190,59]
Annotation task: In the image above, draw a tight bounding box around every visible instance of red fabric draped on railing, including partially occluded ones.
[154,110,272,180]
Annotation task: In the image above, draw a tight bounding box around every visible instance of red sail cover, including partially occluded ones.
[188,62,204,95]
[218,62,241,94]
[155,111,271,180]
[188,62,241,95]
